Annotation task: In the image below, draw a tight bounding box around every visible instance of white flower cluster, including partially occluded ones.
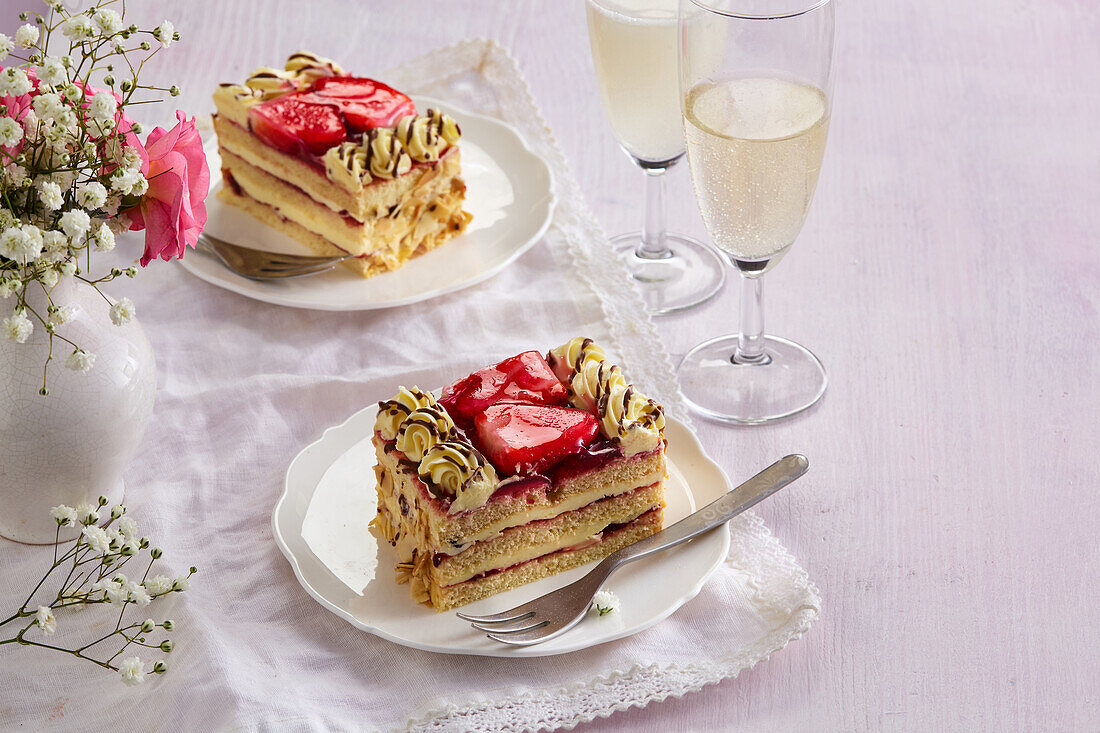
[0,3,179,392]
[16,496,190,686]
[590,589,621,617]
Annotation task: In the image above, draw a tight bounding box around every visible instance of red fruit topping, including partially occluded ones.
[474,404,600,476]
[311,76,416,131]
[440,351,568,424]
[248,93,346,156]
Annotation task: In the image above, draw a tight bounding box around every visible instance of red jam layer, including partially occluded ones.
[380,434,659,517]
[431,482,660,567]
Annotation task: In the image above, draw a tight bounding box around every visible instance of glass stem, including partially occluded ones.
[734,274,770,364]
[637,166,670,260]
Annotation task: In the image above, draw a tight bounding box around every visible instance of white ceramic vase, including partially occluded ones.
[0,278,156,544]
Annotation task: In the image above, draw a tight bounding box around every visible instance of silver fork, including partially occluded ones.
[457,454,809,646]
[196,232,355,280]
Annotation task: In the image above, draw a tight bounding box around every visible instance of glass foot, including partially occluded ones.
[678,334,827,424]
[611,232,726,315]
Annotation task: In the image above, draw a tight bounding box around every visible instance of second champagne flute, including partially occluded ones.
[586,0,726,314]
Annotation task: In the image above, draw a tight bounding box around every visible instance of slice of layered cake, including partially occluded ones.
[370,339,667,611]
[212,52,472,278]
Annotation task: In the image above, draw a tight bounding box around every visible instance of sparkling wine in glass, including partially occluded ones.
[678,0,834,423]
[586,0,727,314]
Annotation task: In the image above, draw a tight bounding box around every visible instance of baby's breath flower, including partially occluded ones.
[38,55,68,86]
[0,278,19,298]
[37,179,63,211]
[58,260,77,278]
[65,348,94,373]
[35,606,57,635]
[0,225,43,264]
[49,504,78,526]
[32,92,63,121]
[153,21,175,49]
[15,24,39,49]
[89,92,117,122]
[171,576,190,592]
[4,163,28,187]
[93,222,115,252]
[77,181,107,210]
[106,526,125,547]
[0,117,22,147]
[3,310,33,343]
[80,525,111,554]
[75,502,99,524]
[48,305,75,329]
[590,589,621,617]
[61,83,81,102]
[140,618,155,633]
[0,67,32,97]
[109,297,134,326]
[59,209,90,240]
[42,229,67,260]
[119,656,145,686]
[61,15,95,42]
[118,516,138,539]
[93,9,124,35]
[125,581,151,607]
[0,34,13,63]
[143,575,172,595]
[38,267,58,289]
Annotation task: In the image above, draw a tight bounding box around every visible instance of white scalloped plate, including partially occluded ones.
[272,402,733,657]
[181,96,555,310]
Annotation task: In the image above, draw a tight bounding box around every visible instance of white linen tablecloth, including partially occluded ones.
[0,41,817,731]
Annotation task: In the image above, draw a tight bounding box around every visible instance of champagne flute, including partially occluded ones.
[586,0,727,315]
[678,0,834,423]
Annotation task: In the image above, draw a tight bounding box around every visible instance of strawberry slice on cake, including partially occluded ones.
[370,338,668,611]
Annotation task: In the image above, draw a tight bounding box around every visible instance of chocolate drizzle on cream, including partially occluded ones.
[374,386,435,441]
[417,439,498,514]
[550,337,666,457]
[244,52,343,100]
[323,109,462,191]
[376,385,500,513]
[395,406,456,463]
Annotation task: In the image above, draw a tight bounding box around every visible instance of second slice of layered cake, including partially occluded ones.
[212,52,471,278]
[370,338,668,611]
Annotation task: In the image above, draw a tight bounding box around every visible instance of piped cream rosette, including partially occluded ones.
[324,109,462,192]
[214,51,343,112]
[374,386,435,441]
[376,388,498,514]
[549,337,666,457]
[418,440,498,514]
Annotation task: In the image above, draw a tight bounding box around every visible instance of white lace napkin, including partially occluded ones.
[0,40,817,732]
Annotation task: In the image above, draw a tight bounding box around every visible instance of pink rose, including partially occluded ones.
[128,111,209,266]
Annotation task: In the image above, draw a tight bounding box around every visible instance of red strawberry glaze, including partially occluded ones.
[474,403,599,477]
[247,76,417,158]
[311,76,415,131]
[248,93,347,156]
[440,351,568,427]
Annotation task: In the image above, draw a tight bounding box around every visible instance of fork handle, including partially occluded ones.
[602,454,809,573]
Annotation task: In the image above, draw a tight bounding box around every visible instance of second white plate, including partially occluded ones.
[182,96,556,311]
[272,403,733,657]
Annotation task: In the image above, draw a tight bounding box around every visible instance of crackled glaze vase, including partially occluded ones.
[0,279,155,544]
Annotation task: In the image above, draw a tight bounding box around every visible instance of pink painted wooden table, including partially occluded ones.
[133,0,1099,728]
